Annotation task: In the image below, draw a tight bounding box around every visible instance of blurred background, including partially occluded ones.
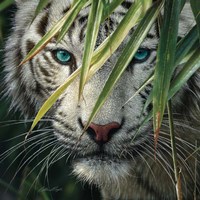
[0,1,100,200]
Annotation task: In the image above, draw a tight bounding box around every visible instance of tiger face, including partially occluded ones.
[4,0,199,199]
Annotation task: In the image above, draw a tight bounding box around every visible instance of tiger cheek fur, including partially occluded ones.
[4,0,200,200]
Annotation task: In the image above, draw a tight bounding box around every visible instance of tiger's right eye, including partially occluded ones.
[53,49,72,65]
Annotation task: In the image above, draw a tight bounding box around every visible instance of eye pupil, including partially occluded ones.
[55,50,71,64]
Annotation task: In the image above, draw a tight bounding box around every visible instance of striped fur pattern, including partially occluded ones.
[3,0,200,199]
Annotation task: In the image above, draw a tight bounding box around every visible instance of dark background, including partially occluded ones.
[0,3,100,200]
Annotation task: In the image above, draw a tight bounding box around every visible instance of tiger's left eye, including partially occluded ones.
[53,49,72,65]
[134,48,150,63]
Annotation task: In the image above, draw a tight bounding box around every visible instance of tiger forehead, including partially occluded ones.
[43,0,158,50]
[47,0,134,27]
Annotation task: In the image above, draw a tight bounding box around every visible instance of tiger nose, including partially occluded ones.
[87,122,121,145]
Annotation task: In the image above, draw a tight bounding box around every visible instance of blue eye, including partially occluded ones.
[134,48,150,62]
[53,49,72,65]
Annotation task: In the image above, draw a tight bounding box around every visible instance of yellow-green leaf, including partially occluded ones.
[57,0,89,42]
[153,0,185,143]
[30,0,151,130]
[30,69,80,132]
[19,0,88,66]
[32,0,49,23]
[85,0,163,130]
[79,0,104,99]
[190,0,200,41]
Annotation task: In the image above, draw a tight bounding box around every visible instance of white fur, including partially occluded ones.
[4,1,199,199]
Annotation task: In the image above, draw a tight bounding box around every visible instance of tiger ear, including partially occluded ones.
[179,3,195,37]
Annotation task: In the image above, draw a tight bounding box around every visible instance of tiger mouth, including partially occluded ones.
[75,144,145,162]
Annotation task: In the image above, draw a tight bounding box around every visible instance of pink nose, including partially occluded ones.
[87,122,121,145]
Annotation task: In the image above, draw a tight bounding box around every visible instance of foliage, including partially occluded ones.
[0,0,200,199]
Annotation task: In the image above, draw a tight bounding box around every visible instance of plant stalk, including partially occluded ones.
[167,100,182,200]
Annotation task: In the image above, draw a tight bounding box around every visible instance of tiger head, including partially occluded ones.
[4,0,199,199]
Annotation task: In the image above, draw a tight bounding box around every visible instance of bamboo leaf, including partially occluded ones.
[123,74,154,107]
[169,46,200,99]
[57,0,89,42]
[153,0,184,144]
[32,0,49,22]
[88,0,152,78]
[79,0,104,99]
[0,0,14,12]
[102,0,125,21]
[175,25,198,66]
[19,0,88,66]
[30,0,152,130]
[85,1,163,130]
[140,45,200,130]
[144,25,198,111]
[30,69,80,132]
[190,0,200,41]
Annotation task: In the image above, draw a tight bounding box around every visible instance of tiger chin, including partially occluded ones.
[3,0,200,199]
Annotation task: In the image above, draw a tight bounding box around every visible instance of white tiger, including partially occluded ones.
[3,0,200,199]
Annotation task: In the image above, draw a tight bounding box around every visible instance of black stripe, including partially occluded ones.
[26,40,35,54]
[16,63,36,115]
[37,11,49,36]
[29,59,45,96]
[147,33,156,39]
[33,59,58,92]
[46,3,52,10]
[62,6,70,15]
[78,15,88,24]
[16,45,23,66]
[155,20,160,38]
[67,21,76,43]
[150,56,157,65]
[139,91,148,101]
[79,23,87,42]
[40,54,54,76]
[117,11,127,16]
[121,1,132,9]
[54,118,76,132]
[12,38,36,115]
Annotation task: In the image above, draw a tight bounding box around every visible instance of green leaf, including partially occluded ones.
[140,45,200,131]
[57,0,89,42]
[167,100,182,200]
[88,0,152,78]
[30,69,80,132]
[0,0,14,12]
[175,25,198,65]
[85,1,163,130]
[102,0,125,21]
[19,0,88,66]
[30,0,152,130]
[153,0,184,140]
[190,0,200,41]
[144,25,199,111]
[32,0,49,23]
[123,74,154,107]
[79,0,104,99]
[169,46,200,99]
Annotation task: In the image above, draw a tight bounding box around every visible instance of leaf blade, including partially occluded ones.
[190,0,200,41]
[79,0,104,99]
[19,0,88,66]
[30,69,80,131]
[85,1,164,130]
[32,0,49,22]
[30,0,152,130]
[153,0,184,142]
